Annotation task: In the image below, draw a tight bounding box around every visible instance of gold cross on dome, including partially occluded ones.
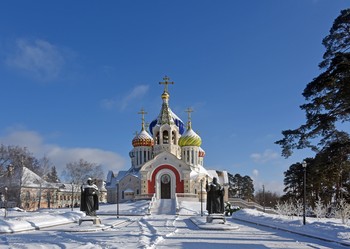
[138,108,147,130]
[185,107,193,122]
[159,76,174,93]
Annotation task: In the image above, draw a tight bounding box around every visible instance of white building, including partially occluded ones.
[106,76,228,202]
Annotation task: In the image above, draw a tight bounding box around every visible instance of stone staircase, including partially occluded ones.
[150,199,176,215]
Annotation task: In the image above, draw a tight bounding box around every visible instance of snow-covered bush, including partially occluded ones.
[313,197,328,220]
[276,201,295,219]
[225,202,240,216]
[295,199,303,218]
[334,199,350,225]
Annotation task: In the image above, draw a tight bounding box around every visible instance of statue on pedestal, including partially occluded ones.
[206,177,225,214]
[80,178,99,216]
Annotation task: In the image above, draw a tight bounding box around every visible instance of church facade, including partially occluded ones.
[106,76,228,202]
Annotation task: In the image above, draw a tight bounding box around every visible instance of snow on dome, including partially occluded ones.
[149,109,185,135]
[132,129,154,147]
[178,128,202,147]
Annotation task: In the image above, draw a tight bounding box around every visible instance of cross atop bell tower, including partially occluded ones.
[159,75,174,93]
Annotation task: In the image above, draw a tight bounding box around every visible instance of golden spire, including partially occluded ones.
[185,107,193,130]
[159,76,174,101]
[138,108,147,130]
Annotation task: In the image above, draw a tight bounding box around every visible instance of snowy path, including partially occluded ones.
[1,215,348,249]
[156,217,348,249]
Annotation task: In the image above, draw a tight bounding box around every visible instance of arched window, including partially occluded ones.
[191,150,194,164]
[172,131,176,144]
[163,130,169,144]
[156,132,160,145]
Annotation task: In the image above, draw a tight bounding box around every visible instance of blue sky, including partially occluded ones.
[0,0,348,194]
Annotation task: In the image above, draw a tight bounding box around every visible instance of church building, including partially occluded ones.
[106,76,228,202]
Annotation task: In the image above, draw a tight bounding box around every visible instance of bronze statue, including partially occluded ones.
[206,177,225,214]
[80,178,99,216]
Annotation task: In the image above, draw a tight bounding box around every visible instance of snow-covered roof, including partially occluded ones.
[21,167,55,189]
[124,188,134,193]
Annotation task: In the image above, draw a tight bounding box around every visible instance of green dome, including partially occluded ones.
[179,129,202,147]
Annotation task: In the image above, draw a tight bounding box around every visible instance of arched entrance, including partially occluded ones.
[155,168,177,199]
[161,174,171,199]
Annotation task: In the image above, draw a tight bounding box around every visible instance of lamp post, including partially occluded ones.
[302,160,307,225]
[7,164,14,202]
[262,185,265,213]
[200,178,203,217]
[4,186,8,218]
[71,182,74,211]
[116,181,119,218]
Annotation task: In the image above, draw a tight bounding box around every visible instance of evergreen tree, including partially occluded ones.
[47,166,60,183]
[276,9,350,157]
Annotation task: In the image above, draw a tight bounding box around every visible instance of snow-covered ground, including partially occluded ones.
[0,200,349,248]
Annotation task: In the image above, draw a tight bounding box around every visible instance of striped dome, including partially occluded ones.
[178,129,202,147]
[132,130,154,147]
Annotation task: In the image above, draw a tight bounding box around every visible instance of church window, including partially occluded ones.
[136,151,139,165]
[191,150,194,164]
[144,151,147,162]
[186,150,189,162]
[156,132,160,145]
[172,131,176,144]
[163,130,169,144]
[136,189,139,195]
[122,191,124,199]
[195,189,197,194]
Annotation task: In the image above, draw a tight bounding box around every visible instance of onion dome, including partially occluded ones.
[179,128,202,147]
[132,129,154,147]
[198,147,206,157]
[179,107,202,147]
[149,76,185,135]
[132,108,154,147]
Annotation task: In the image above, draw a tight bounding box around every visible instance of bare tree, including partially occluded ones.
[64,159,104,185]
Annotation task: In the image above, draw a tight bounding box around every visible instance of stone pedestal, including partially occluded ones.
[78,216,101,226]
[206,213,226,224]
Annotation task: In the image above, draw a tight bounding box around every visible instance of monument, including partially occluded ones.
[79,178,101,225]
[206,177,225,223]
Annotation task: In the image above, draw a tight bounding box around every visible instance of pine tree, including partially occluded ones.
[47,166,60,183]
[276,9,350,158]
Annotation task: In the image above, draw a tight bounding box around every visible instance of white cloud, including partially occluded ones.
[6,38,65,81]
[0,128,126,179]
[101,85,149,111]
[252,169,259,177]
[250,149,279,163]
[120,85,149,110]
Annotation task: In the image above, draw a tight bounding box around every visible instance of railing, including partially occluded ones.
[175,193,198,198]
[175,194,179,215]
[227,197,277,214]
[147,193,156,215]
[135,194,154,200]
